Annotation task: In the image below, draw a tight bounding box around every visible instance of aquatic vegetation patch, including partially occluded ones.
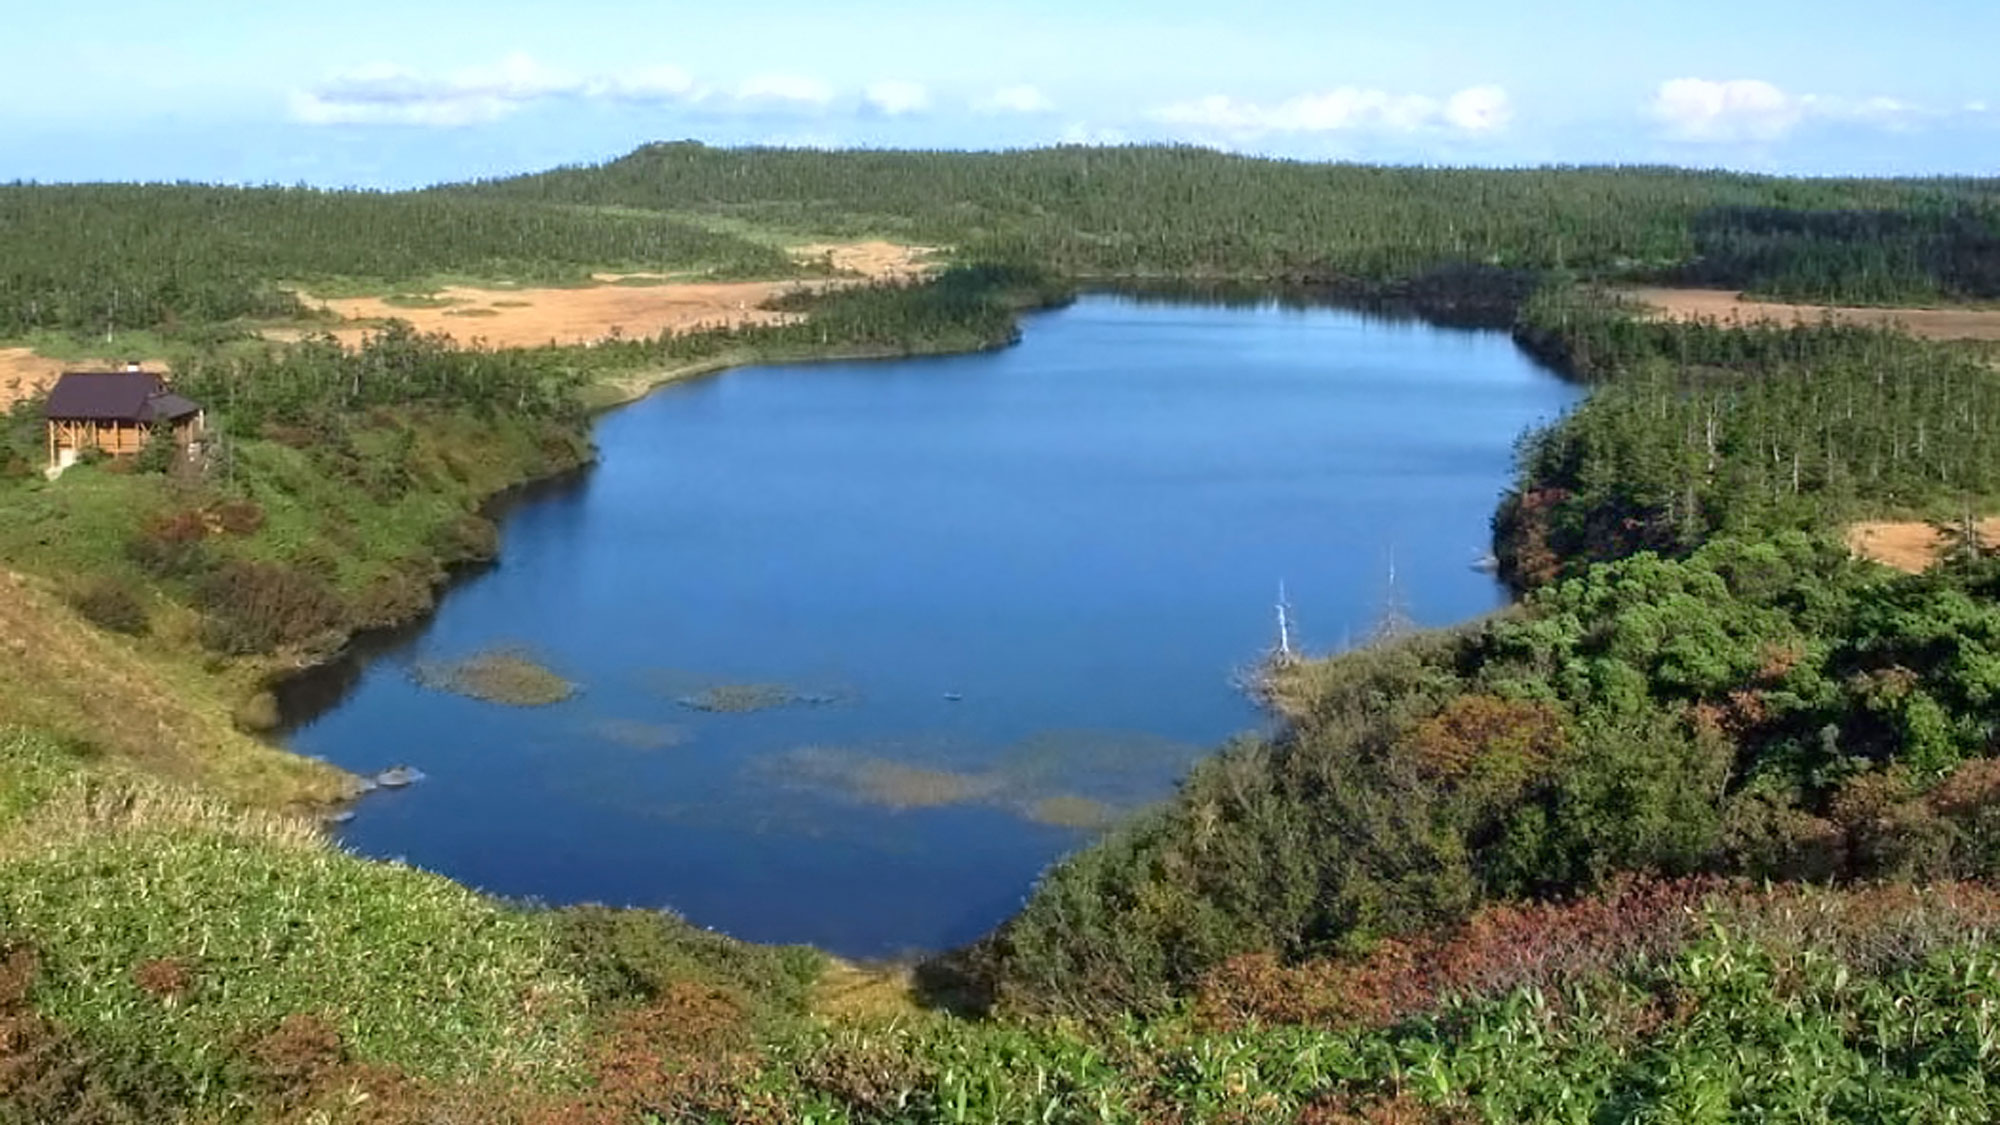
[762,730,1194,828]
[588,718,690,751]
[681,683,801,713]
[640,668,855,714]
[1027,794,1117,830]
[411,647,577,707]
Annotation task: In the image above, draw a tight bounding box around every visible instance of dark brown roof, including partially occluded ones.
[44,373,201,423]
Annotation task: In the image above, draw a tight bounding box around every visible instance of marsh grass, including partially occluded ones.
[680,683,800,713]
[1027,794,1117,830]
[641,669,855,714]
[765,735,1165,828]
[380,293,463,309]
[412,647,577,707]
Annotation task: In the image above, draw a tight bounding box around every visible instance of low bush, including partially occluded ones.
[550,905,823,1037]
[195,560,343,655]
[64,579,148,636]
[124,510,211,580]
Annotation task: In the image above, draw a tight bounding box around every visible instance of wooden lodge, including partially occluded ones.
[44,367,205,474]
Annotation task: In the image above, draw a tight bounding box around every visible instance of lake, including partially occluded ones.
[285,294,1579,957]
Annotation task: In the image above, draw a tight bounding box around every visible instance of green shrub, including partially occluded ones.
[550,905,823,1037]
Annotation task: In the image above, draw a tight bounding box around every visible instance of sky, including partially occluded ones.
[4,0,1998,187]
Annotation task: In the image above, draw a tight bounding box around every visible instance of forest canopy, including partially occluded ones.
[6,145,2000,339]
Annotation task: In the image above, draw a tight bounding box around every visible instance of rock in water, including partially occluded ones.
[374,765,426,789]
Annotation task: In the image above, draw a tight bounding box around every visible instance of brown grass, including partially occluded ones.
[1846,518,2000,573]
[0,570,354,811]
[811,960,922,1023]
[1623,288,2000,341]
[288,242,935,351]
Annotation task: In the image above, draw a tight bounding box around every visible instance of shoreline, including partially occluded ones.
[266,332,1032,811]
[266,286,1537,826]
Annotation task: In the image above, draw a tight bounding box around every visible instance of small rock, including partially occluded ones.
[374,765,426,789]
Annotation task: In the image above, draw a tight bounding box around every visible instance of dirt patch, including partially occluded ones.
[292,241,936,350]
[0,352,171,411]
[1624,288,2000,342]
[1847,519,2000,573]
[797,240,939,281]
[301,281,808,349]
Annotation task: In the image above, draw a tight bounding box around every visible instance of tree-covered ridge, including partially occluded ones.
[0,184,795,337]
[8,146,2000,341]
[460,142,2000,295]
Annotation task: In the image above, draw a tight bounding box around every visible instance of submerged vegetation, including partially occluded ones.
[411,647,578,707]
[5,144,2000,1119]
[761,730,1195,829]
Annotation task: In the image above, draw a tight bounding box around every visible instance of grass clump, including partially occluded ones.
[551,905,824,1038]
[0,729,91,832]
[63,577,149,636]
[380,293,461,309]
[678,682,801,713]
[412,647,577,707]
[0,783,590,1100]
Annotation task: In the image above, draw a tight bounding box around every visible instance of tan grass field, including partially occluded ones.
[1,243,935,406]
[1624,288,2000,342]
[2,352,176,411]
[0,348,59,409]
[291,240,936,350]
[1846,519,2000,574]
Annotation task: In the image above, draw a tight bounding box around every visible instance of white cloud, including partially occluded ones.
[1445,86,1513,133]
[290,56,571,126]
[1649,78,1976,143]
[1154,85,1512,138]
[735,73,835,108]
[292,55,852,125]
[599,65,701,103]
[978,85,1055,115]
[1059,122,1129,146]
[1817,95,1925,131]
[863,80,930,116]
[1650,78,1802,142]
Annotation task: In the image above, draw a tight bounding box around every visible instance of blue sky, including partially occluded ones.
[5,0,1997,186]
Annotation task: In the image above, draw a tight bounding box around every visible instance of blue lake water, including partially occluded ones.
[286,295,1579,957]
